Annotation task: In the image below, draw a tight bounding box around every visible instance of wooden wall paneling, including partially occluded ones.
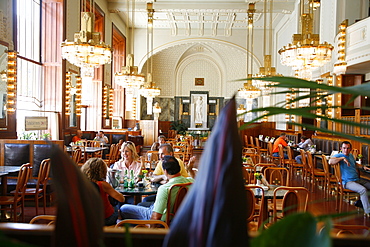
[140,120,158,146]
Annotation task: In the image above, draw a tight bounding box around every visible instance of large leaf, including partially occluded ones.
[251,213,331,247]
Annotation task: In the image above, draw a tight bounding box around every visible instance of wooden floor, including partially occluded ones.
[17,148,370,227]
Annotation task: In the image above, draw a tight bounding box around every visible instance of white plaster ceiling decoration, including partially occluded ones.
[108,0,296,37]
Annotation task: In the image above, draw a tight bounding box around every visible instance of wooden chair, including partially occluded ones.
[271,186,309,223]
[245,185,265,231]
[331,224,370,236]
[299,149,309,187]
[263,167,289,186]
[242,165,256,184]
[103,144,117,167]
[165,182,192,225]
[244,135,252,148]
[249,136,255,148]
[168,130,177,139]
[88,141,104,158]
[255,137,268,158]
[286,146,304,184]
[350,149,359,160]
[0,163,31,222]
[268,142,280,165]
[29,215,56,226]
[278,144,291,167]
[72,148,82,164]
[115,219,169,229]
[174,151,186,162]
[306,151,325,192]
[23,159,51,216]
[321,154,337,199]
[333,163,358,212]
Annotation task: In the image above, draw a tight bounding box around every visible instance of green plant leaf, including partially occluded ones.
[251,212,331,247]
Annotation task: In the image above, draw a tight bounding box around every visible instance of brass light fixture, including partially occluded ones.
[139,2,161,115]
[238,3,261,100]
[61,7,112,78]
[103,86,114,119]
[115,0,145,89]
[333,20,348,75]
[278,0,333,80]
[7,51,17,113]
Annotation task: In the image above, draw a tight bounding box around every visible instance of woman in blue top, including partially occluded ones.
[329,141,370,216]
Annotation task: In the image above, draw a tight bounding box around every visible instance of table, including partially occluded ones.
[248,184,287,228]
[0,166,21,195]
[66,146,108,162]
[116,184,158,204]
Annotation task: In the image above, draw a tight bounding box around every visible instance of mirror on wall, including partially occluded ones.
[0,42,8,126]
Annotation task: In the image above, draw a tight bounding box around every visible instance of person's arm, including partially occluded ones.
[101,181,125,202]
[150,211,162,220]
[104,136,109,144]
[185,156,196,178]
[329,156,349,166]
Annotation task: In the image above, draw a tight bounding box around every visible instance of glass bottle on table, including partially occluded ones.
[123,170,128,188]
[129,169,135,188]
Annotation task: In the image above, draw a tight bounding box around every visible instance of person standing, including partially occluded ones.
[329,141,370,216]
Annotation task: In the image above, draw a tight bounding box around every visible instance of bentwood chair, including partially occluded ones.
[72,148,82,164]
[245,185,265,231]
[263,167,289,186]
[115,219,169,229]
[103,144,118,167]
[29,215,56,225]
[165,182,192,226]
[242,165,256,184]
[255,137,268,158]
[286,146,304,184]
[321,154,337,199]
[22,159,51,216]
[306,151,325,192]
[0,163,31,222]
[271,186,309,223]
[268,142,281,165]
[333,163,358,212]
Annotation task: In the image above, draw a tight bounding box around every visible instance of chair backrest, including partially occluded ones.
[250,136,255,147]
[242,166,256,184]
[263,167,289,186]
[244,135,249,147]
[89,141,103,147]
[36,159,51,190]
[245,185,265,223]
[166,182,192,225]
[306,151,314,173]
[286,146,295,160]
[115,219,169,229]
[168,130,177,139]
[267,142,273,156]
[14,163,31,198]
[321,154,331,177]
[351,149,359,160]
[29,215,56,225]
[333,163,344,192]
[273,186,309,222]
[299,149,307,166]
[147,151,159,162]
[174,152,185,162]
[331,224,370,236]
[72,148,82,164]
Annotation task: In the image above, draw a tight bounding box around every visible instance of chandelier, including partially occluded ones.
[115,0,144,89]
[140,2,160,115]
[238,3,260,100]
[115,54,145,88]
[278,0,333,79]
[61,12,112,77]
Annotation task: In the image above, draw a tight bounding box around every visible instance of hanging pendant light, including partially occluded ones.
[115,0,145,89]
[61,8,112,78]
[278,0,333,80]
[139,2,160,115]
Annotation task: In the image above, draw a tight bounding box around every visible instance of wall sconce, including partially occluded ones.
[333,19,348,75]
[103,86,114,119]
[75,76,82,116]
[7,51,17,113]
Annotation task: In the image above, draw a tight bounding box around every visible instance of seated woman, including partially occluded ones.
[81,158,125,226]
[151,135,166,151]
[112,141,143,179]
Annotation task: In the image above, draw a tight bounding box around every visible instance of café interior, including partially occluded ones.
[1,0,370,246]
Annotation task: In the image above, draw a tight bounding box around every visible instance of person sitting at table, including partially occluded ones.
[111,141,143,179]
[151,135,166,151]
[72,129,85,143]
[329,141,370,216]
[94,131,109,145]
[152,143,190,183]
[272,133,288,159]
[81,158,125,226]
[294,136,313,164]
[119,155,194,221]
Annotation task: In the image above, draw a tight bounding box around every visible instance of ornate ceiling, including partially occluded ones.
[108,0,296,36]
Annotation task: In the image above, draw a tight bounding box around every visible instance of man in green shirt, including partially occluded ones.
[120,155,194,221]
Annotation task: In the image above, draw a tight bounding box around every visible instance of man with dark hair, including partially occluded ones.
[329,141,370,216]
[120,155,194,221]
[152,143,190,183]
[272,132,288,159]
[295,135,313,164]
[151,135,166,151]
[94,131,109,144]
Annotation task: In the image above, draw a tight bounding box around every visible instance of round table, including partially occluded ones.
[116,184,159,204]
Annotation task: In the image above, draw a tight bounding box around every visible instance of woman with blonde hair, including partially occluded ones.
[81,158,125,226]
[111,141,143,179]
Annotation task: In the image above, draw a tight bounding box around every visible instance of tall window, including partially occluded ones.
[15,0,43,135]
